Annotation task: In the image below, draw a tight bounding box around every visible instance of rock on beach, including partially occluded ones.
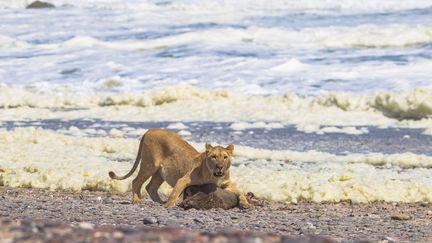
[26,1,56,9]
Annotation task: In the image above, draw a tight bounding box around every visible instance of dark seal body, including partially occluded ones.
[180,184,238,210]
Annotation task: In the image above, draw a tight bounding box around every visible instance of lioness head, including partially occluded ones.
[205,143,234,178]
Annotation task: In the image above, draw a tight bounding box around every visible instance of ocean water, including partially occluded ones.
[1,0,432,203]
[1,0,432,94]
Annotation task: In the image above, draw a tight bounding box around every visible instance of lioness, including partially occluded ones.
[108,128,251,209]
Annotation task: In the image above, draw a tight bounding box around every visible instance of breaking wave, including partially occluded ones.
[3,25,431,50]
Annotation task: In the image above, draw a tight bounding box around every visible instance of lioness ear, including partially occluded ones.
[226,144,234,155]
[205,143,213,153]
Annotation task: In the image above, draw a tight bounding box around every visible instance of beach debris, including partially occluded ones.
[26,1,55,9]
[390,213,411,220]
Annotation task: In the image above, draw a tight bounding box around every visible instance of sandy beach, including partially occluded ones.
[1,187,431,242]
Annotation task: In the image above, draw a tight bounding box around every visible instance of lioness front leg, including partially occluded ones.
[164,176,191,208]
[223,180,251,209]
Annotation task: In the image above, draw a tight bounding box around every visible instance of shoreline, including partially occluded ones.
[1,187,431,242]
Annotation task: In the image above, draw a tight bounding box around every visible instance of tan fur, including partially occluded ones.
[108,128,251,209]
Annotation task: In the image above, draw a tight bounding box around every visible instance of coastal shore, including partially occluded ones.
[1,187,431,242]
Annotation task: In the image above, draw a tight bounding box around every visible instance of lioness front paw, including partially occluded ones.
[163,201,176,208]
[132,194,144,204]
[239,200,252,209]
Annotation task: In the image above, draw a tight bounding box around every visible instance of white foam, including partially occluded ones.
[233,160,432,203]
[0,86,431,131]
[108,128,123,138]
[0,127,134,192]
[271,58,309,73]
[177,130,192,136]
[31,25,432,51]
[1,127,431,203]
[423,128,432,136]
[231,145,432,169]
[296,124,369,135]
[248,25,432,49]
[230,122,284,130]
[0,35,30,49]
[167,122,189,130]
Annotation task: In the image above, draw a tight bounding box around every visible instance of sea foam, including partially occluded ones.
[1,127,431,203]
[0,85,431,132]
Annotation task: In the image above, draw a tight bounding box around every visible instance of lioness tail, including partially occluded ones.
[108,134,145,180]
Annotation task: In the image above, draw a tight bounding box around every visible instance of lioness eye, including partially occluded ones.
[211,155,217,159]
[224,155,228,160]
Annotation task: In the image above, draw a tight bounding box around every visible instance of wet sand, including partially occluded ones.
[1,187,431,242]
[3,119,432,155]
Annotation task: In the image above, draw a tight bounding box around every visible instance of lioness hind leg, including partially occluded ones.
[132,165,157,204]
[145,171,164,204]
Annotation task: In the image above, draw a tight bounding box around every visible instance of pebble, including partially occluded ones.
[113,231,124,238]
[381,236,396,243]
[103,197,113,204]
[143,217,158,225]
[390,213,411,221]
[305,222,316,230]
[193,218,204,224]
[78,222,94,230]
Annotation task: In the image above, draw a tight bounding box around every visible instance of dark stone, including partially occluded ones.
[102,197,113,204]
[179,184,238,210]
[26,1,55,9]
[143,217,158,225]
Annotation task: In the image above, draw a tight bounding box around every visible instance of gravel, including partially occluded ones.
[1,187,431,242]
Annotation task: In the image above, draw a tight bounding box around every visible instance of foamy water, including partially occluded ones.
[1,0,432,203]
[1,127,431,203]
[1,0,432,94]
